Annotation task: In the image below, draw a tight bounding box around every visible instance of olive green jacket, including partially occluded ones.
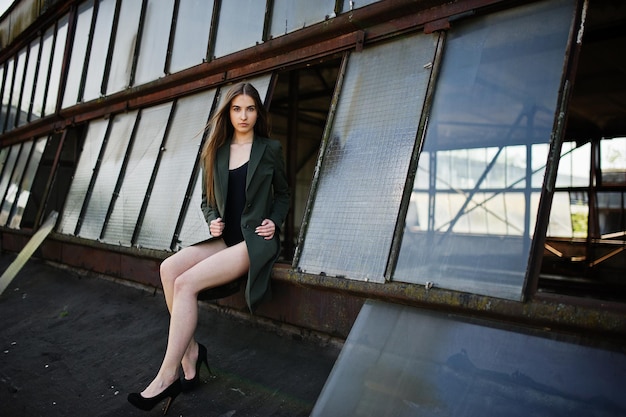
[201,136,290,312]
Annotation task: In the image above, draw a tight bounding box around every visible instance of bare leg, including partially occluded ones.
[160,240,228,377]
[141,241,250,398]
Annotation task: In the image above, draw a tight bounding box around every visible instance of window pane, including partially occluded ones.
[31,26,55,120]
[44,15,69,116]
[8,138,46,228]
[107,0,142,94]
[601,137,626,184]
[169,0,214,74]
[78,110,138,240]
[313,300,626,416]
[269,0,335,38]
[19,39,40,126]
[213,0,265,59]
[555,141,590,187]
[8,48,27,129]
[62,0,94,108]
[136,89,216,250]
[0,141,33,226]
[297,33,438,282]
[58,118,110,235]
[178,75,272,247]
[83,0,116,102]
[2,58,14,131]
[101,102,173,246]
[394,0,575,300]
[133,0,174,86]
[0,145,20,216]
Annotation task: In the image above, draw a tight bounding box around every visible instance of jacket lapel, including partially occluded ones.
[247,138,266,191]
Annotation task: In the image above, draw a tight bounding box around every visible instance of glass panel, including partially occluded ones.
[136,90,216,250]
[213,0,265,59]
[312,300,626,417]
[62,0,94,108]
[178,75,272,247]
[2,58,14,131]
[8,138,46,228]
[601,137,626,185]
[597,191,625,236]
[269,0,336,38]
[31,25,55,120]
[0,65,4,128]
[297,33,438,282]
[107,0,142,94]
[83,0,116,102]
[0,141,33,225]
[78,110,138,240]
[58,118,109,235]
[555,141,590,187]
[169,0,214,74]
[8,48,27,129]
[0,145,20,212]
[101,102,173,246]
[19,39,40,126]
[44,15,69,116]
[394,0,575,300]
[133,0,175,86]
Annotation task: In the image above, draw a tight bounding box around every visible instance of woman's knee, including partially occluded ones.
[160,256,178,286]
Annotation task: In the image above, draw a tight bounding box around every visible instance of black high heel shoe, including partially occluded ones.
[127,378,181,415]
[181,342,212,392]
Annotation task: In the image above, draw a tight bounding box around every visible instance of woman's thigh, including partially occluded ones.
[175,241,250,293]
[162,239,228,278]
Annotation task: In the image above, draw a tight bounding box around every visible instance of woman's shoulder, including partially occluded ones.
[256,136,282,150]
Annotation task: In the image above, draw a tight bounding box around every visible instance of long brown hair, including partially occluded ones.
[201,82,270,206]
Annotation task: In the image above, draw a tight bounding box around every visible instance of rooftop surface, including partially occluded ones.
[0,254,340,417]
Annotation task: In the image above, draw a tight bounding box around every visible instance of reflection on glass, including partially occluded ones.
[44,15,69,116]
[297,33,438,282]
[133,0,174,86]
[107,0,142,94]
[78,110,138,240]
[62,0,94,108]
[269,0,335,38]
[101,102,173,246]
[0,142,33,225]
[8,138,46,228]
[19,39,41,126]
[58,118,110,235]
[213,0,265,59]
[31,26,55,120]
[83,0,116,101]
[169,0,214,74]
[394,0,574,300]
[312,300,626,417]
[136,90,216,250]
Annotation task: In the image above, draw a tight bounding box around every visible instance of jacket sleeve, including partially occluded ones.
[268,140,290,232]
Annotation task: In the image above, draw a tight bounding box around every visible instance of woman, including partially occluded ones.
[128,82,290,414]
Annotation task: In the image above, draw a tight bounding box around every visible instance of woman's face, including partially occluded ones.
[229,94,257,136]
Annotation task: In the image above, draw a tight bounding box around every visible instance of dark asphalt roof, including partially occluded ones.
[0,254,340,417]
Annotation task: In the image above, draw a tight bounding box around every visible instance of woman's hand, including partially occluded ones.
[255,219,276,240]
[209,217,225,237]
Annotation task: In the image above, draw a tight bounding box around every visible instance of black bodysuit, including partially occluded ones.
[222,161,248,247]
